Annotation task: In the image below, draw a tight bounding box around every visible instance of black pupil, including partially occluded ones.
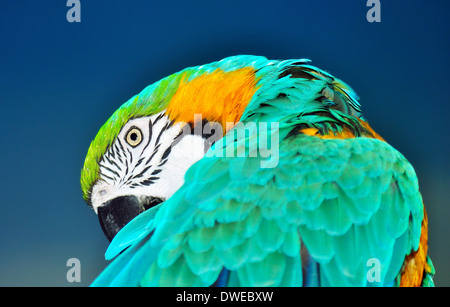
[130,132,138,141]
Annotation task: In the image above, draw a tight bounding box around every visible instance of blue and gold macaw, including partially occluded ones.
[81,55,434,286]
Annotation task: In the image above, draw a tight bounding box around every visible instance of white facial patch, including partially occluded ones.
[91,112,207,213]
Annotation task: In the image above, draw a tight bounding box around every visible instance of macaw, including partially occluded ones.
[80,55,434,287]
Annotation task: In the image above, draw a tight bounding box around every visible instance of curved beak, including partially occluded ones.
[97,196,143,242]
[97,195,164,241]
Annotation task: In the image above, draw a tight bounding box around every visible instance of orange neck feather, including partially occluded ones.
[165,67,259,133]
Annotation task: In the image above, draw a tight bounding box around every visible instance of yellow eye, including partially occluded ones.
[125,127,143,147]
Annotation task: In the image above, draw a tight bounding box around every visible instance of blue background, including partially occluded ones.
[0,0,449,286]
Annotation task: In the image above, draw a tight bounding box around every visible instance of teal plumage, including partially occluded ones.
[83,55,433,287]
[93,134,422,286]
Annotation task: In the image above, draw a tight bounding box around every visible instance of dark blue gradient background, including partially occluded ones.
[0,1,448,286]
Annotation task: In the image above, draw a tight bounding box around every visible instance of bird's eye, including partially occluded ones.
[125,126,143,147]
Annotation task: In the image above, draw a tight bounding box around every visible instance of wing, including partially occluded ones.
[91,121,424,287]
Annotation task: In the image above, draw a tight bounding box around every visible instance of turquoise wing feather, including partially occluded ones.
[92,124,423,287]
[90,56,425,287]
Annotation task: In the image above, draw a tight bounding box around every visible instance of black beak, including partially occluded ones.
[97,195,143,242]
[97,195,165,242]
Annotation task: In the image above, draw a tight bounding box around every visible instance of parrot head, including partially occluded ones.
[84,113,209,241]
[81,55,365,241]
